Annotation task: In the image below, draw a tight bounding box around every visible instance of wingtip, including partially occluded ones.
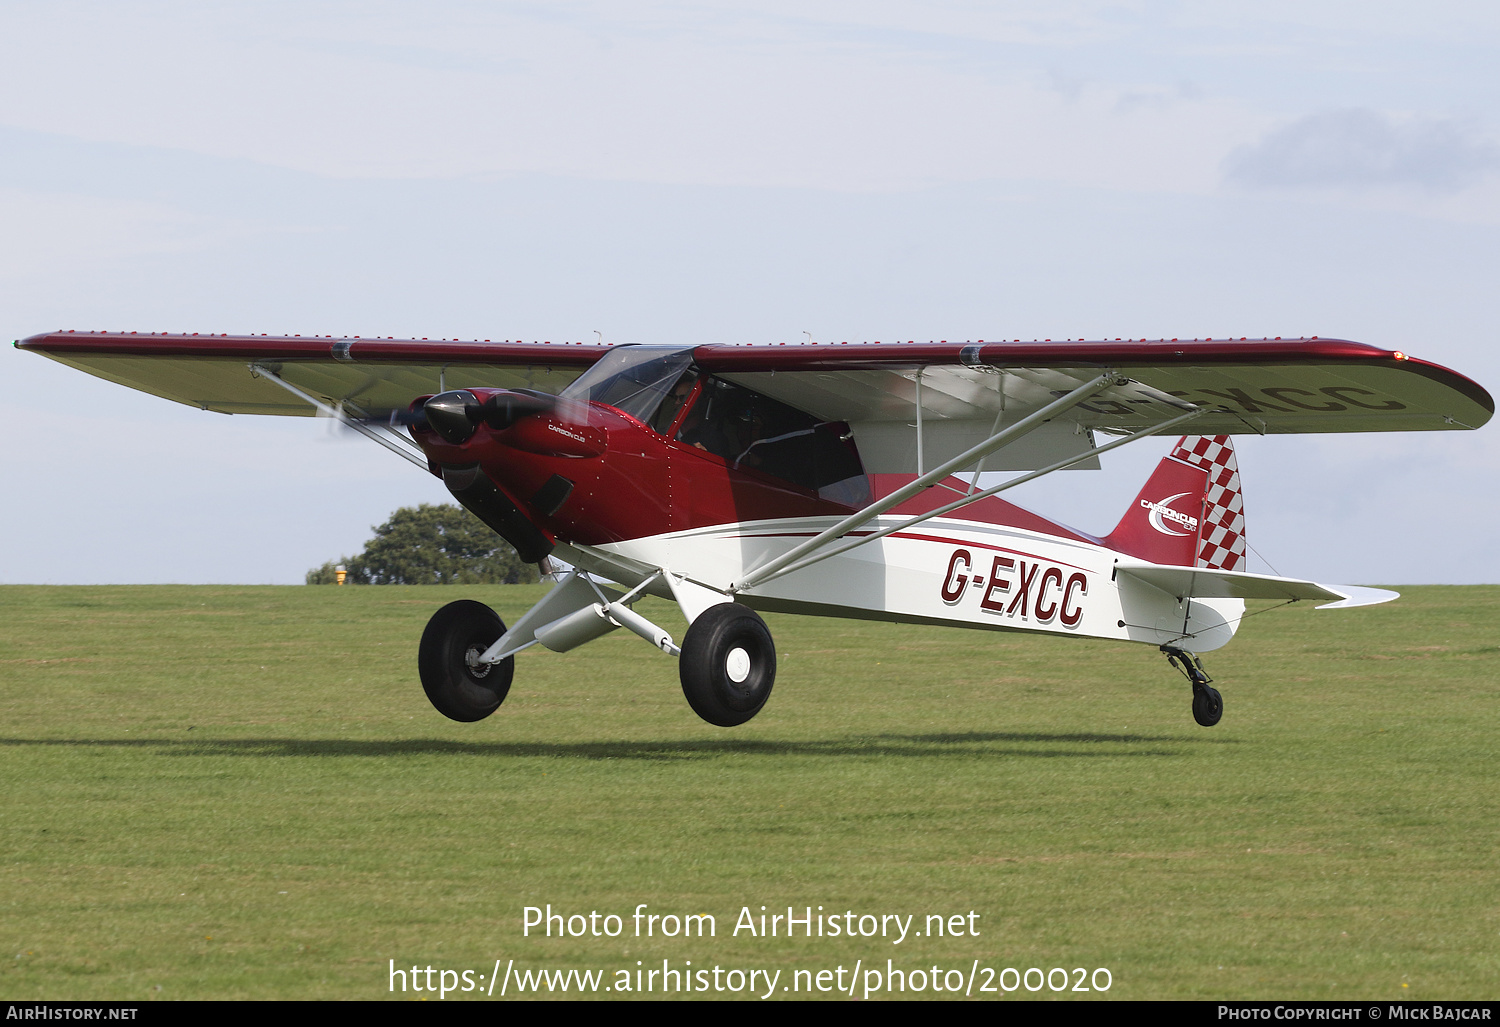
[1315,585,1400,609]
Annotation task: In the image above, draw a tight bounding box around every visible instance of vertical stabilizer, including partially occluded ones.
[1104,435,1246,570]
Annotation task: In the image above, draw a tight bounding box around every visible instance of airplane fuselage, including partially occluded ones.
[412,388,1243,653]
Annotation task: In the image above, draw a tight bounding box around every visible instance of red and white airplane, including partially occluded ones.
[19,331,1492,728]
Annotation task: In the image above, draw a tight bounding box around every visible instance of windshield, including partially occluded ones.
[560,346,696,426]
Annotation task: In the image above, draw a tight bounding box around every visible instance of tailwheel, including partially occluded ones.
[1191,684,1224,727]
[679,603,776,727]
[418,600,513,722]
[1161,644,1222,728]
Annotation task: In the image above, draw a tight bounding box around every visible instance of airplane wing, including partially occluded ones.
[16,331,610,416]
[17,332,1491,473]
[692,337,1493,472]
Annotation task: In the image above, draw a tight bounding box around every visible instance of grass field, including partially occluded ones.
[1,583,1497,1001]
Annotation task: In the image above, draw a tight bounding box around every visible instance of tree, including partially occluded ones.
[306,504,539,585]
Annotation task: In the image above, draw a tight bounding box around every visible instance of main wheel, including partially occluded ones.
[418,600,513,722]
[1192,685,1223,728]
[679,604,776,727]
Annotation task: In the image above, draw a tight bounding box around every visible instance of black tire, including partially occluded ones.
[418,600,513,722]
[679,604,776,727]
[1192,685,1223,728]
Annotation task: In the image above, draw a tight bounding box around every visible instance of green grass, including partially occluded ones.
[1,584,1497,1000]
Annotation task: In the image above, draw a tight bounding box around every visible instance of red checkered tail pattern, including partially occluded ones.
[1102,435,1246,571]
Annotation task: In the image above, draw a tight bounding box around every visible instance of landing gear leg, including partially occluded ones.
[1161,644,1222,727]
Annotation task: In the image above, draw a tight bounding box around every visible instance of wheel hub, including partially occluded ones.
[464,645,493,678]
[725,647,751,683]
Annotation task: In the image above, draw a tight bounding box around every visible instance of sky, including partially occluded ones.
[2,1,1497,585]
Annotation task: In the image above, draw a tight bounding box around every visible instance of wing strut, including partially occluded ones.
[914,369,925,476]
[248,363,430,469]
[744,407,1206,586]
[734,371,1122,591]
[967,371,1008,495]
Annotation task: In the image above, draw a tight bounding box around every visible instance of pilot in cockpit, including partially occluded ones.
[650,371,699,435]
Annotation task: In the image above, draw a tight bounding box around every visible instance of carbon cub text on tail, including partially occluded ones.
[1104,435,1246,569]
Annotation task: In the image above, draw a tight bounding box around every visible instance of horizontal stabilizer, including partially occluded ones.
[1114,560,1399,609]
[1311,584,1403,609]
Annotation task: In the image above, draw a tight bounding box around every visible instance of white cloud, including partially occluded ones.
[7,3,1496,203]
[1224,109,1499,192]
[0,5,1264,194]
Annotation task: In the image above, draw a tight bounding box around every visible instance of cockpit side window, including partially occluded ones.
[677,376,868,504]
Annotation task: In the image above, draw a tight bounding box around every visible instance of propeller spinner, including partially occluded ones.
[418,389,560,444]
